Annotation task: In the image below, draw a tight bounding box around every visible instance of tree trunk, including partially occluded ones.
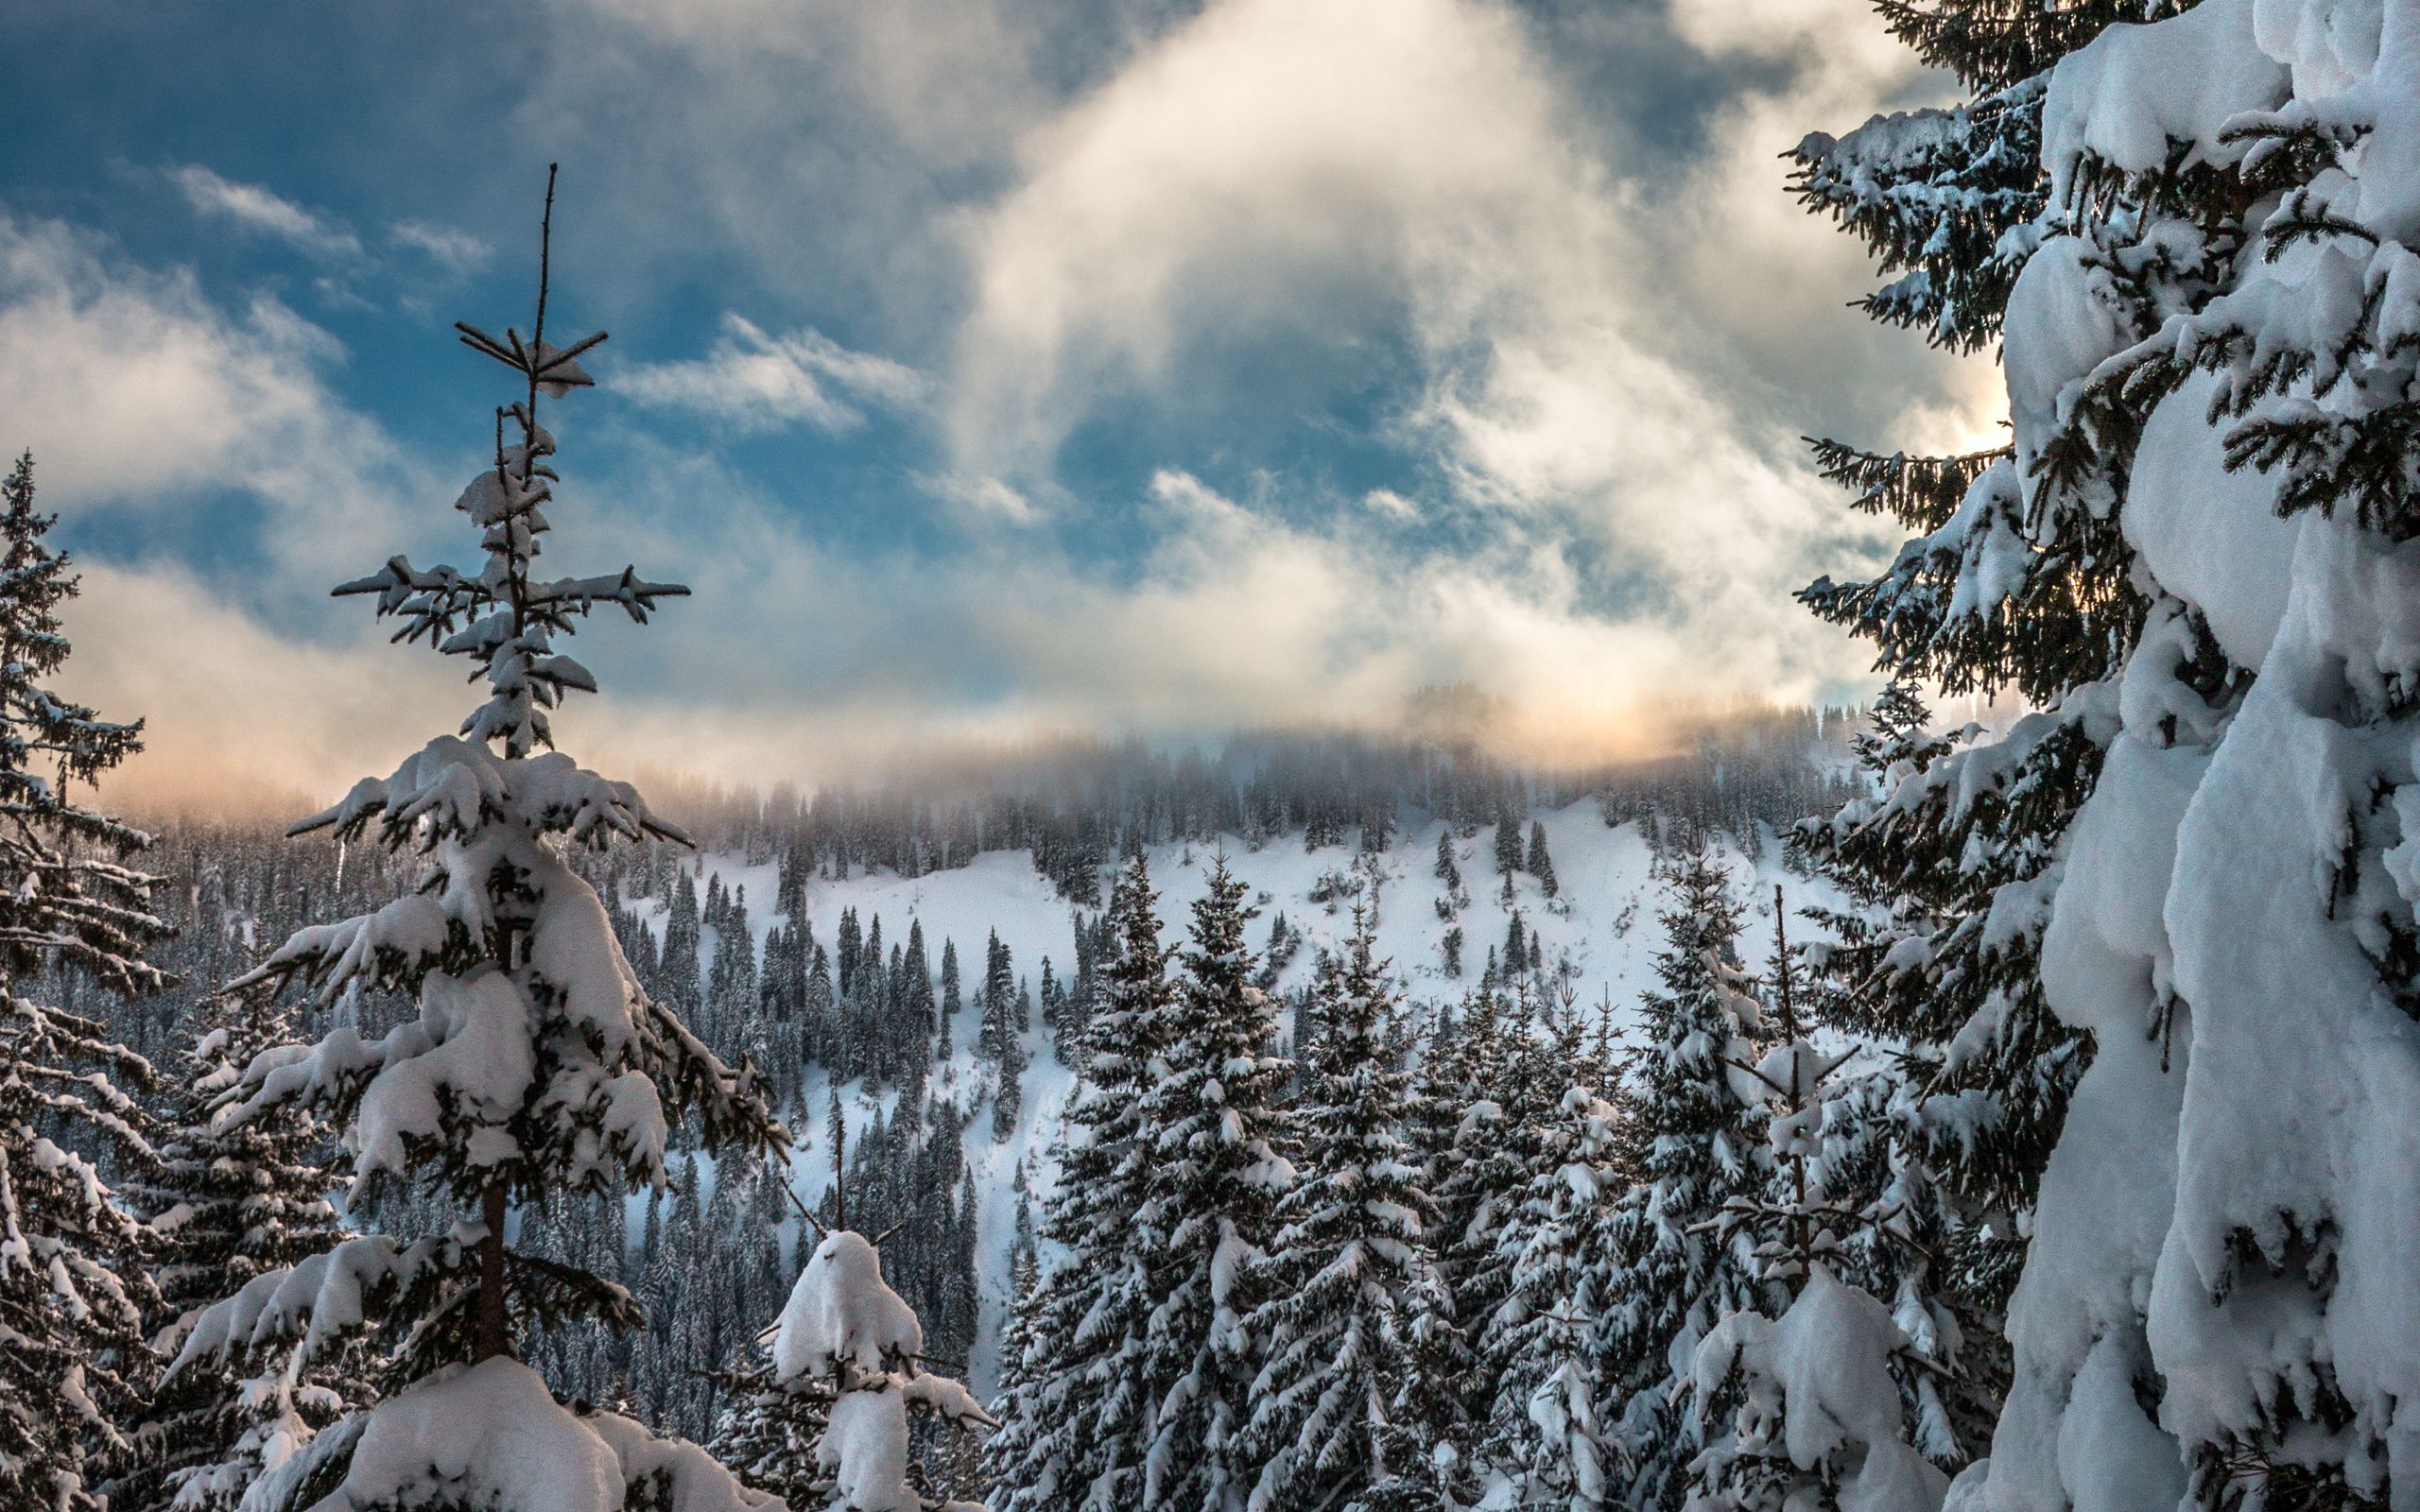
[476,1179,509,1360]
[475,915,517,1362]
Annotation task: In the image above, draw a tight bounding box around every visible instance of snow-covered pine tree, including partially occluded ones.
[904,920,934,1040]
[992,985,1025,1143]
[1594,830,1772,1512]
[1790,0,2193,358]
[1787,685,2001,1469]
[757,1229,992,1512]
[1433,831,1462,905]
[1241,908,1458,1512]
[1807,1,2420,1506]
[938,938,960,1058]
[1134,859,1295,1512]
[121,992,371,1512]
[1416,983,1558,1469]
[977,932,1012,1063]
[0,450,174,1512]
[1525,821,1557,901]
[1473,1084,1625,1512]
[1502,911,1530,979]
[984,1249,1044,1505]
[1786,0,2193,1354]
[712,1335,828,1508]
[705,900,759,1063]
[1686,894,1950,1512]
[984,854,1176,1512]
[166,171,786,1512]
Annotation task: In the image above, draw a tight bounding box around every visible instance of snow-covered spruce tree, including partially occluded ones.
[1525,821,1557,901]
[730,1229,991,1512]
[1593,832,1772,1512]
[1786,685,2001,1469]
[168,172,787,1512]
[1787,0,2202,1338]
[1433,831,1462,909]
[121,992,372,1512]
[1686,899,1950,1512]
[1418,982,1566,1465]
[991,1006,1024,1144]
[712,1331,827,1507]
[1241,908,1458,1512]
[0,449,174,1512]
[1133,858,1295,1512]
[1473,1084,1625,1512]
[1790,0,2194,359]
[984,854,1176,1512]
[1810,2,2420,1507]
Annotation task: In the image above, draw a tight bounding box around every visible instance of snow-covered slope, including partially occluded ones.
[666,802,1818,1389]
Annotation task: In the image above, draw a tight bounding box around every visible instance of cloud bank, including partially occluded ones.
[7,0,1998,809]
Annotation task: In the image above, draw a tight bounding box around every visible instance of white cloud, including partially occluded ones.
[615,313,926,432]
[389,218,493,275]
[0,208,445,588]
[925,470,1040,523]
[9,0,1996,807]
[167,163,364,262]
[946,0,1910,707]
[1,213,330,502]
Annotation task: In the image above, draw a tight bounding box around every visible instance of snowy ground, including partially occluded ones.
[656,802,1821,1389]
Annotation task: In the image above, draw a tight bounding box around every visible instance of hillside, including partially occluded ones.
[648,802,1817,1391]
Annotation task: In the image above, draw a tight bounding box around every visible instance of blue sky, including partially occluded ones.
[0,0,1992,804]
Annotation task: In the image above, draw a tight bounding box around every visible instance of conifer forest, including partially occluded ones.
[4,1,2420,1510]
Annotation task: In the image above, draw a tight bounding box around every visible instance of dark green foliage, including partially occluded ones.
[121,996,370,1512]
[0,452,171,1512]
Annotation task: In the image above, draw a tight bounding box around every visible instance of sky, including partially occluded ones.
[0,0,1999,808]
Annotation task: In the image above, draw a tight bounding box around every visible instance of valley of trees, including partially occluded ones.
[8,0,2420,1509]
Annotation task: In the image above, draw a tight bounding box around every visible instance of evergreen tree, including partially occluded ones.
[0,451,173,1512]
[836,905,861,1002]
[709,1342,827,1509]
[904,919,934,1035]
[938,937,961,1057]
[166,174,785,1512]
[1493,812,1524,880]
[704,900,758,1062]
[1417,985,1548,1453]
[663,868,702,1012]
[977,931,1013,1062]
[1685,902,1951,1512]
[1788,685,1999,1469]
[1134,860,1294,1512]
[1242,909,1458,1512]
[1432,830,1461,902]
[1783,0,2185,1349]
[1525,820,1557,899]
[735,1230,992,1512]
[993,1007,1025,1144]
[124,994,371,1512]
[1596,833,1773,1511]
[1476,1087,1625,1511]
[1788,1,2420,1503]
[986,855,1177,1512]
[1501,911,1528,978]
